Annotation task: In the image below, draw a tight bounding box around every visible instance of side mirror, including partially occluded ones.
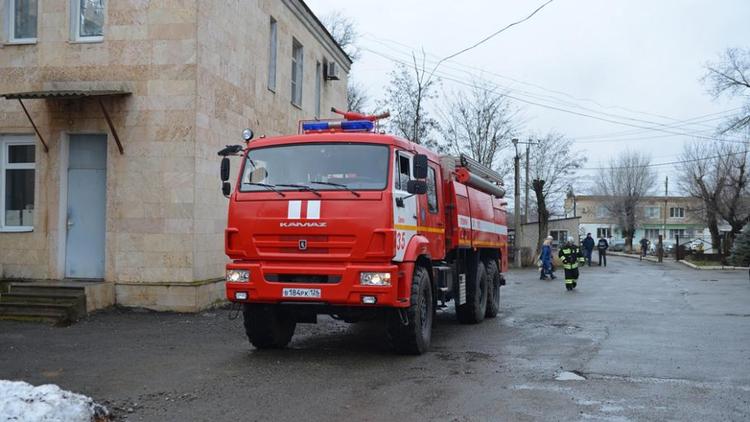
[413,154,428,179]
[222,181,231,197]
[220,157,230,182]
[406,180,428,195]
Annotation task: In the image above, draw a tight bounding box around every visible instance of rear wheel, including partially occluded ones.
[484,259,501,318]
[456,260,488,324]
[388,266,433,355]
[242,304,296,349]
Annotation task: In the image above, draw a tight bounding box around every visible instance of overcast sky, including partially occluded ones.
[307,0,750,195]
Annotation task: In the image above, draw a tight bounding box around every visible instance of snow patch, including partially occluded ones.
[555,371,586,381]
[0,380,110,422]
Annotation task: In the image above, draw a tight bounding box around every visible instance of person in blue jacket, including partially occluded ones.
[539,236,556,280]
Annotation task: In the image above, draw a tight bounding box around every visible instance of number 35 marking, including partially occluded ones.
[396,232,406,250]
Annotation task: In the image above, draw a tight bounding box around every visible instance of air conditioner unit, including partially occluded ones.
[325,62,340,80]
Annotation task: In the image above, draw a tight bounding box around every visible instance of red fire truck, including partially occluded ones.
[219,110,508,354]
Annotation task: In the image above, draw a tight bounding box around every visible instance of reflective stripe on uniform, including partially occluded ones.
[565,279,574,284]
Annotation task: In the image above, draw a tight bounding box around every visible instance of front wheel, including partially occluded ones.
[388,266,433,355]
[242,304,296,349]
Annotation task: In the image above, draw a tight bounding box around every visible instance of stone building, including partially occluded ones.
[0,0,350,311]
[564,195,713,246]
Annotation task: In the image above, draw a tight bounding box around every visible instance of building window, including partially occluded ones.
[596,205,608,218]
[669,207,685,218]
[549,230,568,247]
[596,228,611,239]
[644,229,660,239]
[291,39,303,107]
[6,0,38,43]
[427,166,438,213]
[669,229,685,239]
[644,206,660,218]
[314,61,322,118]
[70,0,105,42]
[267,17,277,92]
[1,136,35,231]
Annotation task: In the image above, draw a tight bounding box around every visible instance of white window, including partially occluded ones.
[669,229,685,239]
[549,230,569,247]
[644,206,660,218]
[596,227,611,239]
[314,61,322,118]
[5,0,38,43]
[669,207,685,218]
[644,229,660,239]
[70,0,105,42]
[596,205,608,218]
[0,136,36,231]
[291,39,303,107]
[267,17,277,92]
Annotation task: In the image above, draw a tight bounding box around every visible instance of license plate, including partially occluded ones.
[282,288,321,298]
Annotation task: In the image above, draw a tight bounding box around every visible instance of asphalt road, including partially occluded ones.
[1,257,749,421]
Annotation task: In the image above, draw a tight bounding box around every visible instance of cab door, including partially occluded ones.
[417,162,446,259]
[393,151,418,262]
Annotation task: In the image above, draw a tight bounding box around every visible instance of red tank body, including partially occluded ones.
[222,117,508,354]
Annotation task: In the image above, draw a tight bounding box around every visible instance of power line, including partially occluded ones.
[578,149,749,171]
[362,46,748,144]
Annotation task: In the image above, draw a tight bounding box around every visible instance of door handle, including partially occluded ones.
[67,218,74,230]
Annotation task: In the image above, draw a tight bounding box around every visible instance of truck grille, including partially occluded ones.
[265,274,342,284]
[253,234,356,257]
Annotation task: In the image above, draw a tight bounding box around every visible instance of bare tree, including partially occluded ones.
[438,81,519,175]
[320,11,360,61]
[527,132,586,251]
[380,52,439,145]
[717,145,750,240]
[347,80,369,112]
[596,150,657,251]
[678,141,728,249]
[703,48,750,134]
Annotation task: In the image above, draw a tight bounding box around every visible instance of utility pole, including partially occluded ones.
[524,142,530,224]
[513,138,522,268]
[659,176,668,262]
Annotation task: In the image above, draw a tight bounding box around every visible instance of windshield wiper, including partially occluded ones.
[310,181,361,197]
[276,184,322,197]
[243,182,286,197]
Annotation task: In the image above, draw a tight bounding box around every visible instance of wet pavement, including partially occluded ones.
[1,257,749,421]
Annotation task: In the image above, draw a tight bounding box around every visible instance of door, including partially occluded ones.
[393,151,418,262]
[417,163,445,259]
[65,135,107,279]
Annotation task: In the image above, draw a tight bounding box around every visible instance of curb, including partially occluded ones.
[607,251,661,263]
[678,260,750,271]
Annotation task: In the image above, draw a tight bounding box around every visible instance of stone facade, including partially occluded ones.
[0,0,350,311]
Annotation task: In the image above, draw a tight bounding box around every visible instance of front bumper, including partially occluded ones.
[225,261,409,307]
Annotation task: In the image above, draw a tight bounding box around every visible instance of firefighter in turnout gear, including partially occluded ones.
[558,237,585,291]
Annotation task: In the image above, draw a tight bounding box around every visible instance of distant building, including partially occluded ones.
[0,1,351,311]
[564,195,717,245]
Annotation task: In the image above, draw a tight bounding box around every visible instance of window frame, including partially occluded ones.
[0,135,36,232]
[395,152,411,191]
[426,166,438,214]
[669,207,685,218]
[314,61,322,119]
[267,17,277,92]
[291,38,304,107]
[5,0,38,44]
[596,227,611,239]
[69,0,105,43]
[644,206,660,219]
[596,205,608,218]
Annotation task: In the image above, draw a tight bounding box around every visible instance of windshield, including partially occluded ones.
[240,143,390,192]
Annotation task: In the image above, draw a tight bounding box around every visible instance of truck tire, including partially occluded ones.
[242,304,296,349]
[387,266,433,355]
[484,259,501,318]
[456,260,488,324]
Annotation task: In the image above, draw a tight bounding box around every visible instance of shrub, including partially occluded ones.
[729,229,750,267]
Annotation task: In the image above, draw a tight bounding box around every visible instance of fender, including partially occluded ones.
[395,235,431,304]
[401,234,430,262]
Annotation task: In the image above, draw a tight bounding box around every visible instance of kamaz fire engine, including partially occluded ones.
[219,109,508,354]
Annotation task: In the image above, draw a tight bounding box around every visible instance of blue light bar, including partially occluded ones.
[340,120,374,131]
[302,120,374,133]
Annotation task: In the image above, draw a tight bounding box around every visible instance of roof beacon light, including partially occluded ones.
[302,120,374,133]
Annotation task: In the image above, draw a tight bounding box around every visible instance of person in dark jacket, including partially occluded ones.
[539,236,556,280]
[559,237,584,291]
[597,236,609,266]
[582,233,595,266]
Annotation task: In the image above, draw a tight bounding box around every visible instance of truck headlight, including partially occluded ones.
[360,272,391,286]
[226,269,249,282]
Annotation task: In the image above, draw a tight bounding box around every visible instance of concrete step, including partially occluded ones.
[1,291,85,305]
[9,284,85,296]
[0,302,77,325]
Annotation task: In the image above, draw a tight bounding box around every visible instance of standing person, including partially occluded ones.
[539,236,556,280]
[559,237,584,291]
[597,236,609,266]
[639,237,650,261]
[582,233,595,266]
